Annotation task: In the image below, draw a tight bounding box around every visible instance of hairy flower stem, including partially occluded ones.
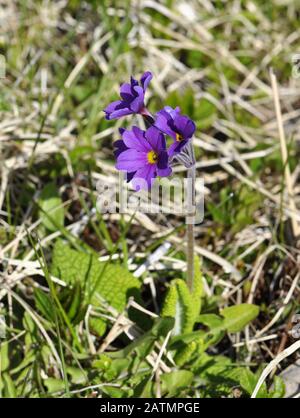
[186,144,196,292]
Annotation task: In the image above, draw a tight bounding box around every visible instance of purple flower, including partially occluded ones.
[154,106,196,156]
[104,72,153,120]
[113,129,136,182]
[115,126,172,190]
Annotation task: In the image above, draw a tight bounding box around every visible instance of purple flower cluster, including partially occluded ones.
[104,71,196,190]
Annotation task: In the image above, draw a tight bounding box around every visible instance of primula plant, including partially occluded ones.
[2,0,297,401]
[1,0,296,399]
[104,71,197,290]
[100,72,281,398]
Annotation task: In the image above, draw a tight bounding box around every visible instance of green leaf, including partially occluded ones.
[92,354,112,370]
[3,373,16,398]
[196,314,226,348]
[0,342,9,372]
[103,358,131,381]
[38,183,64,232]
[174,340,199,366]
[44,378,65,394]
[269,376,285,398]
[51,241,141,334]
[34,288,55,322]
[110,317,175,359]
[161,370,194,397]
[10,350,35,375]
[220,304,259,333]
[165,284,191,335]
[66,367,86,385]
[101,386,127,398]
[197,314,225,332]
[191,353,245,397]
[239,369,268,398]
[170,329,206,347]
[89,317,106,336]
[59,281,86,324]
[133,376,154,398]
[161,256,204,335]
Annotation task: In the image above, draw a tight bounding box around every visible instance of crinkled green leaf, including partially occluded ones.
[51,241,141,335]
[51,241,140,309]
[161,256,204,336]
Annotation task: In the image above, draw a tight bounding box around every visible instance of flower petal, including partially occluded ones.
[154,109,176,139]
[132,164,156,190]
[164,106,181,119]
[109,107,133,119]
[145,126,166,152]
[116,149,147,171]
[120,83,134,100]
[182,119,196,138]
[157,150,169,169]
[104,100,133,120]
[130,76,139,87]
[156,150,172,177]
[104,100,122,116]
[113,139,128,158]
[140,71,152,92]
[122,127,151,152]
[157,166,172,177]
[174,115,195,139]
[129,86,144,113]
[167,139,188,156]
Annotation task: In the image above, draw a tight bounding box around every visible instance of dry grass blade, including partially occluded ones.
[252,340,300,398]
[270,69,300,238]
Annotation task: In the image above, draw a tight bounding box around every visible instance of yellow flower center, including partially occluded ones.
[147,150,158,164]
[176,132,184,142]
